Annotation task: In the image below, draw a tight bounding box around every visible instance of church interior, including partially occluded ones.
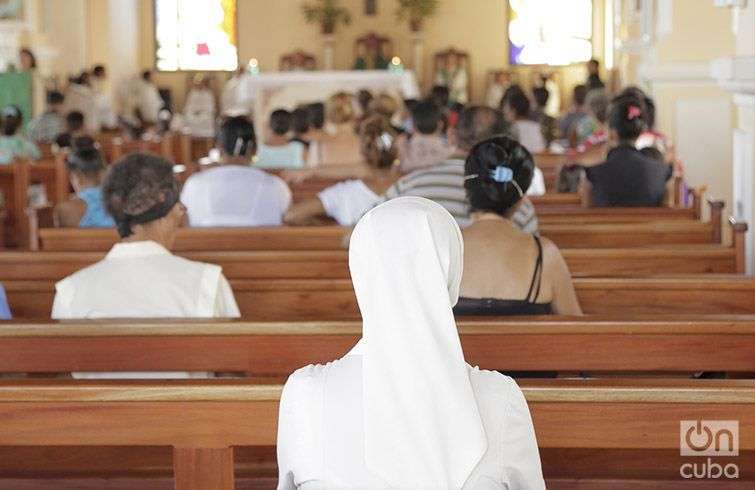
[0,0,754,488]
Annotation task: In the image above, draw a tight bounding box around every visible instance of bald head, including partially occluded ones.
[455,106,511,152]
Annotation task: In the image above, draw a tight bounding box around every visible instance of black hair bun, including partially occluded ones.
[464,136,534,215]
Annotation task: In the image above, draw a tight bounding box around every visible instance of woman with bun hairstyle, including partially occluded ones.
[580,94,673,207]
[54,146,115,228]
[456,136,582,316]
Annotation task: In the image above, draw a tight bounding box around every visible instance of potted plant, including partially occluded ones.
[396,0,439,32]
[302,0,352,35]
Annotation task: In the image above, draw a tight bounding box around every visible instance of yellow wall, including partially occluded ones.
[140,0,514,108]
[138,0,608,109]
[654,0,734,64]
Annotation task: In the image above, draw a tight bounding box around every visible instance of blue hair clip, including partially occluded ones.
[490,165,514,183]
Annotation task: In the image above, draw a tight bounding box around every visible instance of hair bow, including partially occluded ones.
[627,105,642,120]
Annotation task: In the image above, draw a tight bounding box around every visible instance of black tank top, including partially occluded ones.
[454,236,554,316]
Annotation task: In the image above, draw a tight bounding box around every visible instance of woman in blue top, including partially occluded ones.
[53,145,115,228]
[0,105,40,165]
[256,109,308,169]
[0,283,10,319]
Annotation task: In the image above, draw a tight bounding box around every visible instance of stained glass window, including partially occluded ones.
[155,0,238,71]
[508,0,593,66]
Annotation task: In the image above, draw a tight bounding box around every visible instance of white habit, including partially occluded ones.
[276,197,545,489]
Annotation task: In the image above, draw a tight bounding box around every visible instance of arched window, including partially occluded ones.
[154,0,238,71]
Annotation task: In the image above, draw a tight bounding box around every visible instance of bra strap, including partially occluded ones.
[525,235,544,304]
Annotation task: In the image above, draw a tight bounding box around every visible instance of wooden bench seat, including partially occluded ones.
[0,378,752,488]
[6,275,755,319]
[1,317,754,375]
[0,242,745,285]
[34,219,732,253]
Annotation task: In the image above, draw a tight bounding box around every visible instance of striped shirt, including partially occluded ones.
[385,159,539,233]
[318,159,539,233]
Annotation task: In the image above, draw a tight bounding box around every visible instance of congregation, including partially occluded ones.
[0,0,753,488]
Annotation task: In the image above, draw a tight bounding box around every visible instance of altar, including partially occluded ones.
[244,70,420,134]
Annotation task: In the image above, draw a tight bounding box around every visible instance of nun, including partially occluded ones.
[276,197,545,489]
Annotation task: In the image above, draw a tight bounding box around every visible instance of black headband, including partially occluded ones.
[116,188,180,238]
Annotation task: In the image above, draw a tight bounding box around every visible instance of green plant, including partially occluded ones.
[302,0,352,35]
[396,0,439,31]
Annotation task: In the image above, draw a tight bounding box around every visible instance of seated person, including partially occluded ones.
[285,106,541,232]
[54,111,87,150]
[573,89,609,152]
[0,283,10,320]
[559,84,590,146]
[502,86,546,154]
[580,94,673,207]
[289,108,311,149]
[52,153,239,378]
[369,93,403,134]
[320,92,362,166]
[182,116,292,226]
[284,115,400,226]
[256,109,308,169]
[531,87,557,145]
[0,105,41,164]
[397,99,453,172]
[455,136,582,316]
[54,146,115,228]
[53,152,239,317]
[277,197,545,490]
[28,91,66,144]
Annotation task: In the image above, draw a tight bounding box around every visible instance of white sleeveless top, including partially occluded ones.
[52,241,240,379]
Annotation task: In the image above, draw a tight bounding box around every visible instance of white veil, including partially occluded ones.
[349,197,486,489]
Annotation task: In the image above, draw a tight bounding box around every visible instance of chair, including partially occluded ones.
[279,50,317,71]
[353,32,393,70]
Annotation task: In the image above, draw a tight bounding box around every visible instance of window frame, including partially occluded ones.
[152,0,240,73]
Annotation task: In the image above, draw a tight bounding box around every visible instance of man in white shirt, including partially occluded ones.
[181,116,292,227]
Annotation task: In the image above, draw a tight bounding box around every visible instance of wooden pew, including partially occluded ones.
[34,219,732,253]
[6,275,755,319]
[0,240,746,285]
[1,317,754,375]
[0,158,68,248]
[0,378,752,488]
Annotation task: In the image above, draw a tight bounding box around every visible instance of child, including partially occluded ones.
[54,147,115,228]
[398,100,453,172]
[0,105,40,164]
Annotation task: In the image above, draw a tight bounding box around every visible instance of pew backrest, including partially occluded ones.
[6,275,755,319]
[1,318,754,374]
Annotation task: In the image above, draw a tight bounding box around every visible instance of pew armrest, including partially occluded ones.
[687,186,707,220]
[707,199,725,243]
[730,217,749,274]
[26,205,55,252]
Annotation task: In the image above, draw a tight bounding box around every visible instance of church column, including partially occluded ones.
[713,2,755,272]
